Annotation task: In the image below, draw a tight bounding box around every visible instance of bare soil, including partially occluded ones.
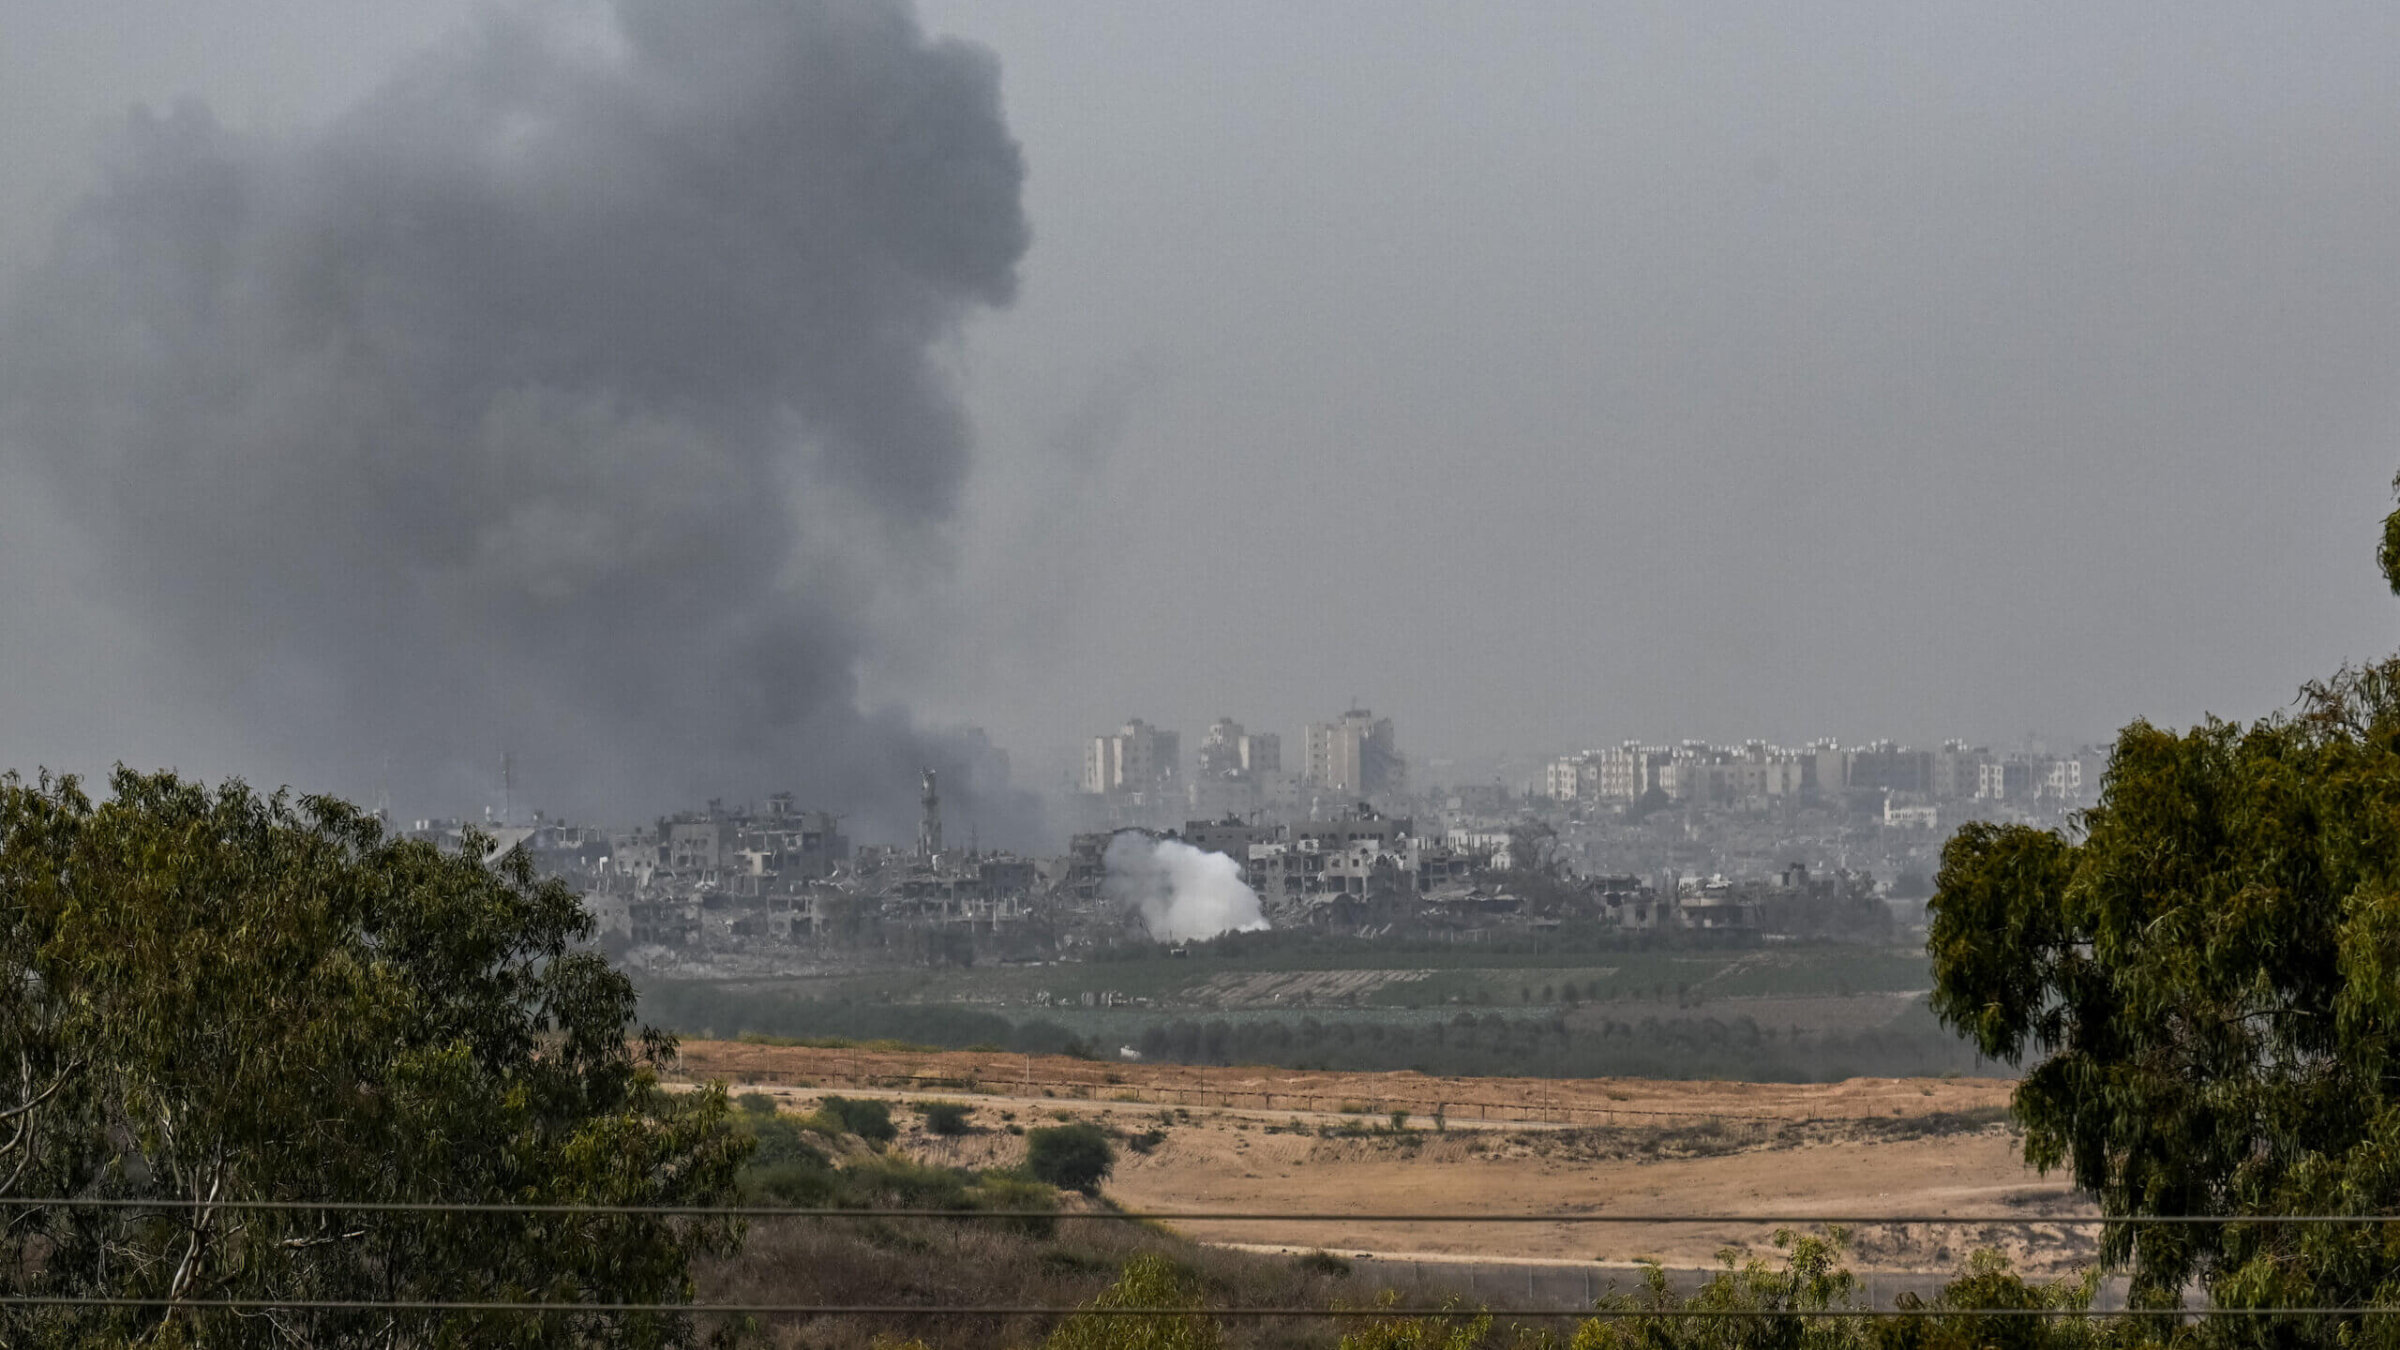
[673,1040,2093,1278]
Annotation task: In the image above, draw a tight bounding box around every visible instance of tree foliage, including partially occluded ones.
[1043,1254,1219,1350]
[1025,1123,1116,1195]
[1927,495,2400,1336]
[0,768,746,1346]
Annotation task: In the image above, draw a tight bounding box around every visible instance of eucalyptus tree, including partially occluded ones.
[0,769,746,1347]
[1928,488,2400,1342]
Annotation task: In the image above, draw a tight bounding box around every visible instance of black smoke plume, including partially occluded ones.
[3,0,1035,840]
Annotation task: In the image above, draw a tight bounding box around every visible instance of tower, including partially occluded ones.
[918,768,942,859]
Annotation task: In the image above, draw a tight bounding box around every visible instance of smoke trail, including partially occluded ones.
[1102,832,1270,943]
[0,0,1032,840]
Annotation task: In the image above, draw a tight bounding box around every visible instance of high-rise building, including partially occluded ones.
[1239,731,1281,776]
[1082,719,1180,798]
[1197,718,1247,779]
[1302,709,1404,795]
[1199,718,1282,780]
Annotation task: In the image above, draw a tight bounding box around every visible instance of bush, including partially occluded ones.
[918,1100,974,1135]
[739,1158,840,1206]
[1026,1122,1116,1194]
[735,1091,777,1116]
[815,1095,897,1143]
[841,1155,976,1210]
[746,1113,827,1169]
[1044,1254,1217,1350]
[975,1171,1061,1238]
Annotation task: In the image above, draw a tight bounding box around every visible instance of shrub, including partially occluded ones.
[740,1158,840,1206]
[1026,1122,1117,1194]
[917,1100,974,1135]
[1044,1254,1218,1350]
[841,1155,976,1210]
[747,1114,828,1169]
[735,1091,778,1117]
[975,1171,1061,1238]
[815,1095,898,1143]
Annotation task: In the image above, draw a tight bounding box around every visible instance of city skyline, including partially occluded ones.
[5,2,2399,831]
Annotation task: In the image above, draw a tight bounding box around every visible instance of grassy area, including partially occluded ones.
[677,940,1931,1013]
[638,939,1975,1082]
[700,1092,1441,1348]
[642,989,1996,1083]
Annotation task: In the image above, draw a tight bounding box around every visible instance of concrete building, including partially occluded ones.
[1083,718,1180,798]
[1656,745,1736,806]
[1181,817,1278,859]
[1544,754,1593,802]
[1847,742,1932,795]
[1595,744,1667,803]
[1196,718,1281,781]
[1930,741,1989,800]
[1303,708,1404,795]
[1197,719,1247,780]
[1884,799,1940,829]
[1292,808,1414,853]
[1977,759,2033,801]
[1241,731,1282,776]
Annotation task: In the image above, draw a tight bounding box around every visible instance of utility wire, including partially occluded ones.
[0,1199,2382,1224]
[0,1298,2386,1318]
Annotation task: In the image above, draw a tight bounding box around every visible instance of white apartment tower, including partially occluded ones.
[1083,719,1180,797]
[1302,709,1403,795]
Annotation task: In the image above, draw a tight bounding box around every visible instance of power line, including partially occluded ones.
[0,1199,2383,1224]
[0,1298,2385,1318]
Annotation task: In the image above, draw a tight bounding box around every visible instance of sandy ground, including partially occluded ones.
[672,1039,2013,1125]
[672,1041,2094,1278]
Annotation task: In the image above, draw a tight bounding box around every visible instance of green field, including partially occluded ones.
[689,940,1929,1013]
[637,936,1983,1084]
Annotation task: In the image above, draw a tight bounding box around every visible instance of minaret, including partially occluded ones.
[918,769,942,859]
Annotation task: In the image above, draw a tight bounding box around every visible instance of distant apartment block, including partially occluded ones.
[1977,759,2032,801]
[1535,729,2102,821]
[1082,718,1180,798]
[1598,744,1667,802]
[1196,717,1280,780]
[1302,708,1404,795]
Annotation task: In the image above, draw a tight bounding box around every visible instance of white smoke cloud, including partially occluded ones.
[1101,832,1269,943]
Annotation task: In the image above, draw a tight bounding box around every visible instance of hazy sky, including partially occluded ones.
[4,1,2398,821]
